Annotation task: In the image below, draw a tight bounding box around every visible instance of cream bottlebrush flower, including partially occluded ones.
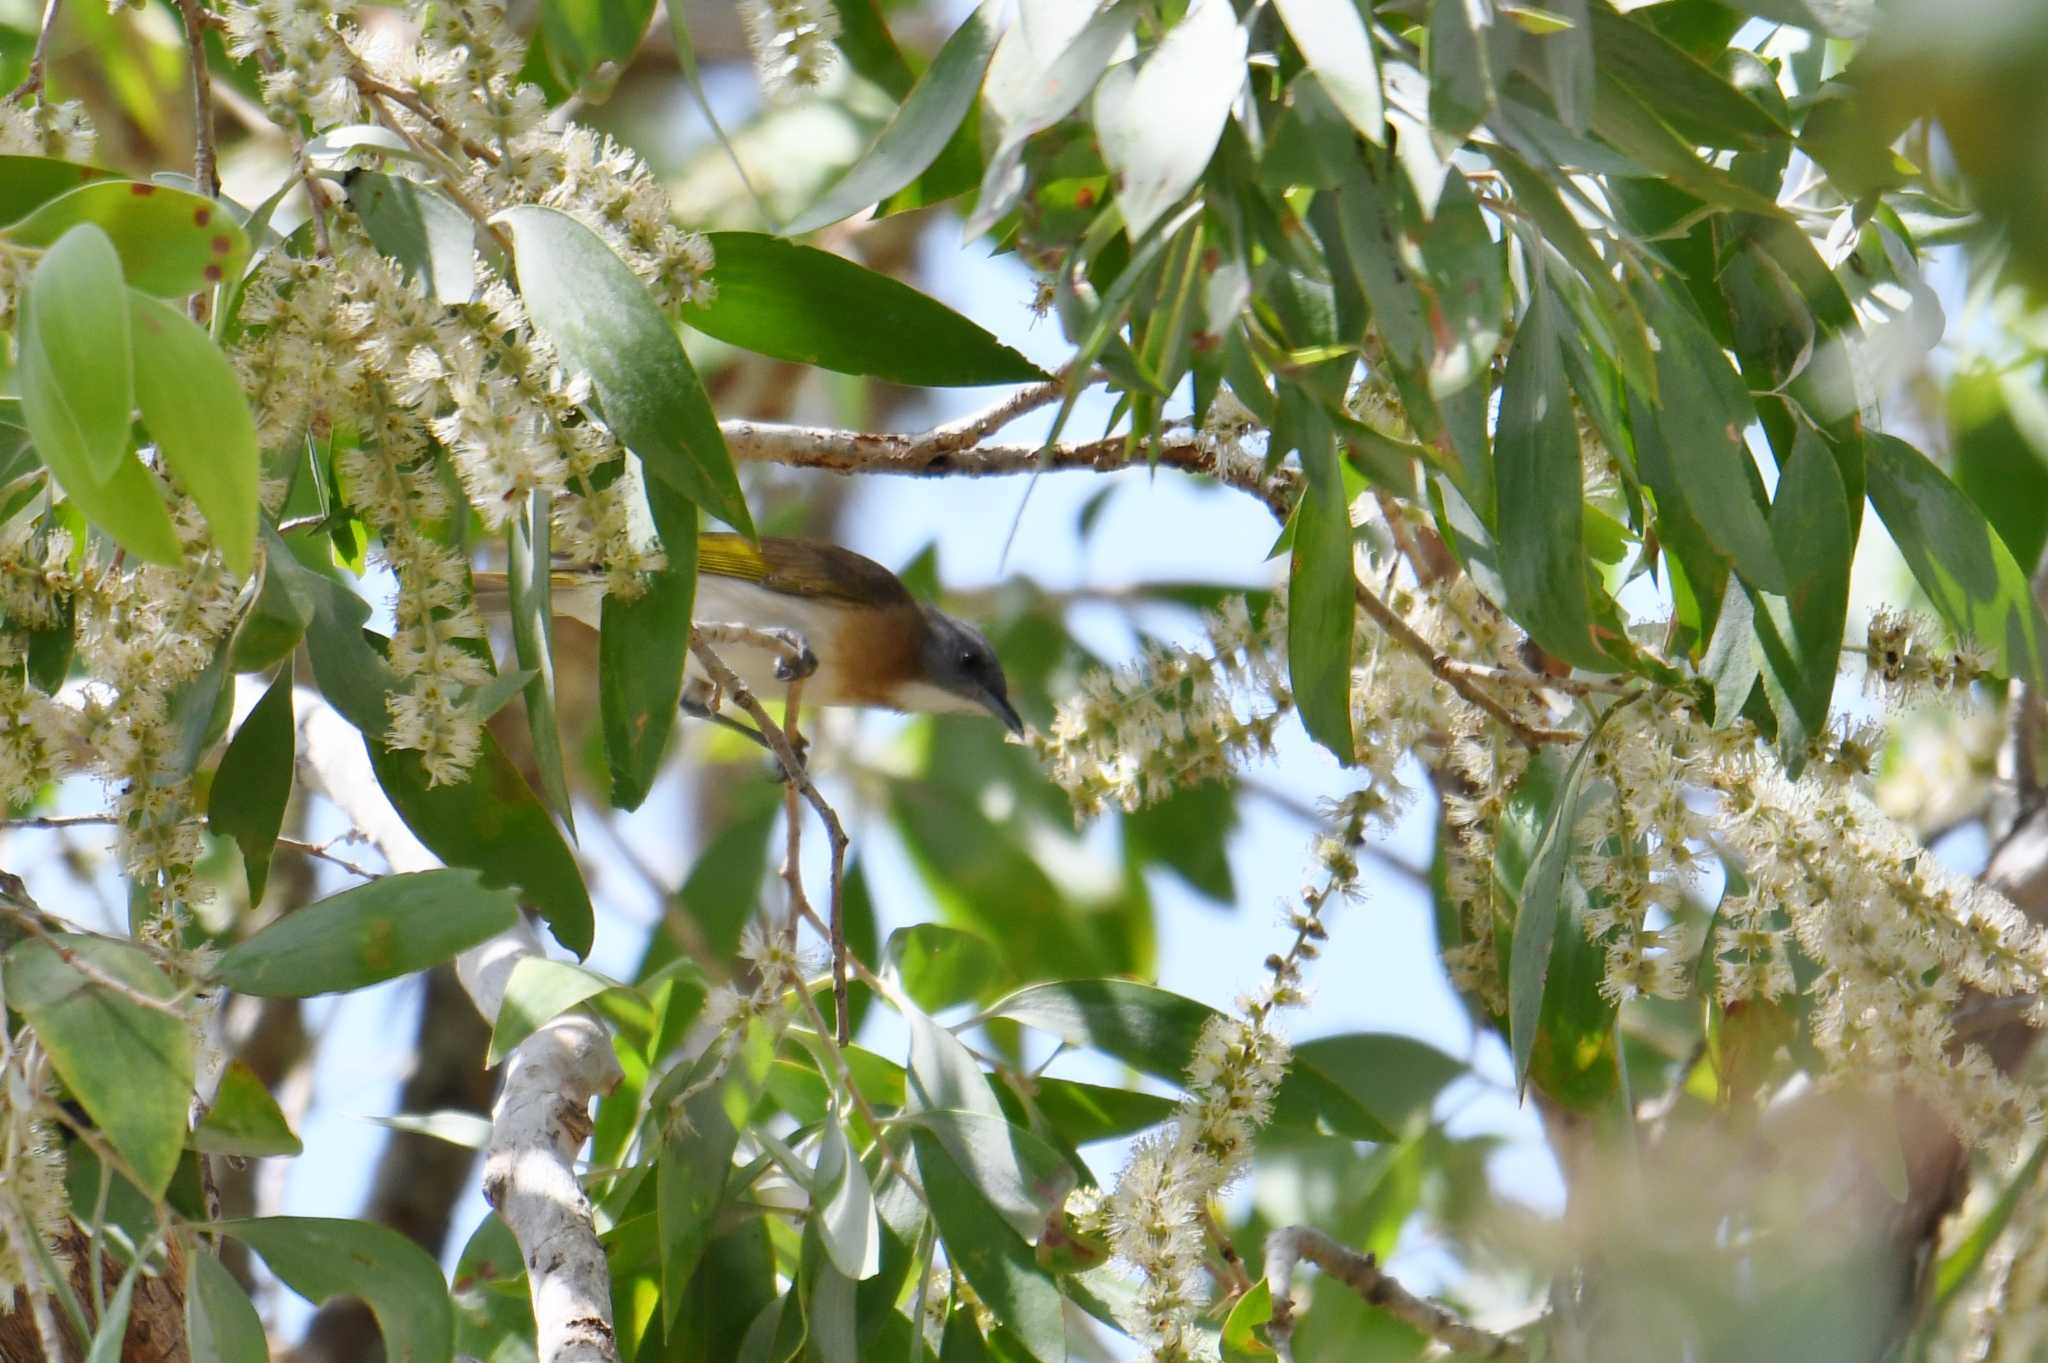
[739,0,841,99]
[0,1059,71,1312]
[1863,605,1995,702]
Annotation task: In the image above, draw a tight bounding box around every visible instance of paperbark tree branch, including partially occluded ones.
[1264,1225,1525,1361]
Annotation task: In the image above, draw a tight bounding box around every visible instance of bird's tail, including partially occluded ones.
[469,569,607,631]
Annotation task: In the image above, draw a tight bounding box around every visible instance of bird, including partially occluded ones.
[480,533,1024,737]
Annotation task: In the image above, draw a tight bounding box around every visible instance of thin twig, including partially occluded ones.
[175,0,220,199]
[351,68,503,166]
[688,632,852,1041]
[1436,656,1633,698]
[276,836,384,880]
[4,0,62,104]
[1265,1225,1526,1362]
[1353,580,1580,749]
[923,373,1089,454]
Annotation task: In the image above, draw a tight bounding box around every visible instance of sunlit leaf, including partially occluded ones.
[215,1217,454,1363]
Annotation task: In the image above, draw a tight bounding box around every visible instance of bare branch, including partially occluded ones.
[1264,1225,1526,1362]
[722,419,1298,521]
[174,0,219,199]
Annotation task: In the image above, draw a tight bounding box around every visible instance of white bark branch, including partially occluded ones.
[1264,1225,1525,1362]
[295,696,623,1363]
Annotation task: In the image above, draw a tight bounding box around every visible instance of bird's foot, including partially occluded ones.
[774,638,819,683]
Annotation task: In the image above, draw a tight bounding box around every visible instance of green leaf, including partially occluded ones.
[912,1129,1068,1363]
[1123,779,1237,902]
[684,232,1045,387]
[19,222,133,486]
[4,935,193,1198]
[659,1071,741,1334]
[1023,1078,1177,1145]
[493,205,753,536]
[1093,0,1247,240]
[1273,0,1383,144]
[1221,1279,1273,1362]
[905,1109,1074,1241]
[1,180,249,297]
[784,1,1001,235]
[1537,0,1593,131]
[539,0,655,89]
[367,736,596,958]
[1282,387,1357,764]
[508,492,574,831]
[884,923,1003,1013]
[344,170,477,306]
[906,1001,1004,1118]
[214,869,521,997]
[1497,283,1606,670]
[85,1253,143,1363]
[1640,281,1785,593]
[208,668,294,906]
[1866,433,2048,690]
[1428,0,1496,140]
[988,979,1211,1083]
[0,155,115,227]
[1934,1136,2048,1314]
[1333,164,1430,372]
[1703,575,1760,725]
[600,477,695,810]
[487,956,617,1066]
[813,1115,881,1281]
[970,1,1138,236]
[1587,5,1788,152]
[186,1252,271,1363]
[827,0,915,98]
[1509,724,1604,1089]
[1289,1033,1465,1130]
[214,1217,454,1363]
[193,1059,303,1157]
[128,289,258,575]
[1753,427,1852,754]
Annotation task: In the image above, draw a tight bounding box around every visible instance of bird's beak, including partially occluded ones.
[983,687,1025,736]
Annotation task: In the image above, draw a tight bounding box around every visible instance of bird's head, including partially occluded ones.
[896,605,1024,734]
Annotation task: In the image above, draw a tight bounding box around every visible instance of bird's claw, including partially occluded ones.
[775,642,819,683]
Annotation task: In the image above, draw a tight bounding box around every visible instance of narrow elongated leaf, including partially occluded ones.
[129,290,259,575]
[600,476,695,810]
[1,180,248,296]
[345,171,476,306]
[685,232,1044,386]
[813,1116,882,1280]
[906,1109,1073,1242]
[1703,575,1761,725]
[215,1217,454,1363]
[1334,166,1430,371]
[193,1059,303,1157]
[1273,0,1383,143]
[970,1,1138,235]
[487,956,617,1066]
[1641,282,1786,592]
[913,1129,1068,1363]
[659,1077,740,1333]
[5,935,193,1197]
[1428,0,1495,140]
[784,1,1001,235]
[1509,725,1604,1089]
[1588,5,1788,152]
[20,223,133,484]
[905,1003,1003,1118]
[1024,1078,1177,1145]
[1867,433,2048,689]
[1497,285,1605,669]
[1753,427,1852,753]
[1093,0,1247,240]
[493,205,753,535]
[508,492,573,830]
[1540,0,1594,132]
[1282,388,1357,763]
[215,869,520,997]
[186,1253,270,1363]
[208,669,294,906]
[989,979,1211,1082]
[85,1255,142,1363]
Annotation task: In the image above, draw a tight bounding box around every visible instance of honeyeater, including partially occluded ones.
[490,534,1023,734]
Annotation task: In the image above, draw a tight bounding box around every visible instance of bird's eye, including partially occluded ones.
[958,651,978,672]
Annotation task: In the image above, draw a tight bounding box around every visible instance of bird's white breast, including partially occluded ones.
[689,576,861,705]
